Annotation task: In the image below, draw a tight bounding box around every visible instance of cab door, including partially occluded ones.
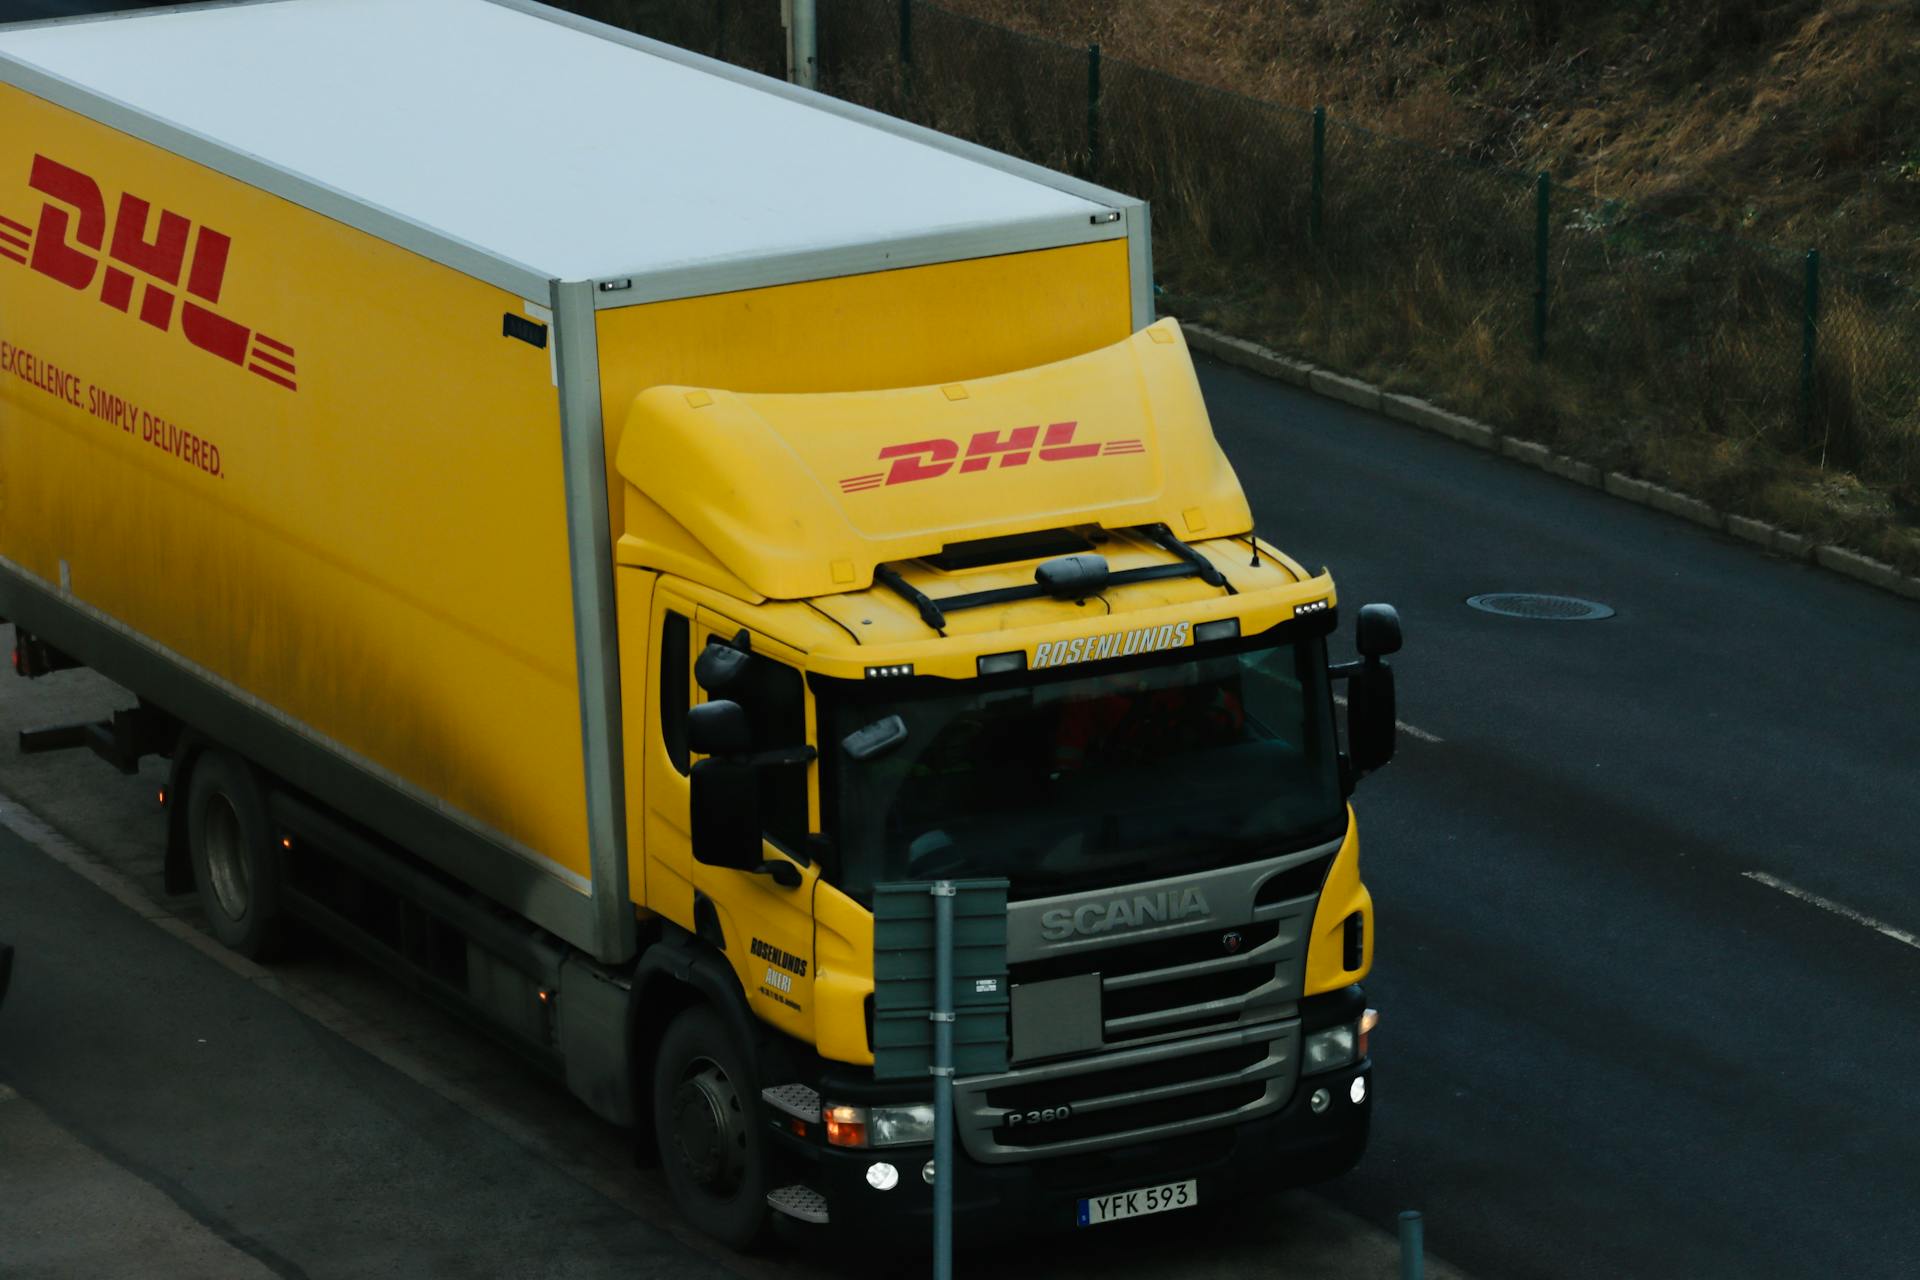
[690,608,820,1045]
[636,581,700,930]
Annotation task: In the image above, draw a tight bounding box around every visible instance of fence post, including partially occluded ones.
[1310,105,1326,247]
[1085,43,1102,174]
[1800,248,1820,446]
[784,0,817,89]
[1398,1210,1425,1280]
[1533,171,1550,360]
[898,0,912,73]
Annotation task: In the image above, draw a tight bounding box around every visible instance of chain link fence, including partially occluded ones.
[554,0,1920,561]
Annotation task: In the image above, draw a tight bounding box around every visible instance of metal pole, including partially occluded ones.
[1398,1210,1425,1280]
[1086,43,1102,174]
[786,0,817,89]
[931,881,956,1280]
[1533,171,1550,361]
[1310,105,1325,247]
[1801,248,1820,447]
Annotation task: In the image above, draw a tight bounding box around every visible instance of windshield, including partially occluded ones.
[819,632,1345,901]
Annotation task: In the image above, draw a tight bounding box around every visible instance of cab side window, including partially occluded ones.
[660,611,690,774]
[755,659,808,853]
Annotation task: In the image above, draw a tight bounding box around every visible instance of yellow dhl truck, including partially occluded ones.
[0,0,1401,1248]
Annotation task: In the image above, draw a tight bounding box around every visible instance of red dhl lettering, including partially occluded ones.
[838,422,1145,492]
[1,155,297,392]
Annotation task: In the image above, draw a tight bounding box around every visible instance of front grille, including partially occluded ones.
[972,842,1340,1162]
[1008,892,1314,1052]
[985,1043,1265,1113]
[995,1083,1266,1149]
[1011,920,1281,985]
[1102,967,1271,1027]
[955,1023,1299,1164]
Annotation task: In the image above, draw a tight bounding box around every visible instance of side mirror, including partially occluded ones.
[1336,602,1402,781]
[690,758,763,872]
[695,642,752,696]
[1356,603,1402,658]
[1347,662,1397,776]
[688,699,751,757]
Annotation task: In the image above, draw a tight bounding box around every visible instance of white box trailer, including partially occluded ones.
[0,0,1151,972]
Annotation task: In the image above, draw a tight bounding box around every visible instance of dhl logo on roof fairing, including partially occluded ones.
[840,421,1144,493]
[1,155,296,391]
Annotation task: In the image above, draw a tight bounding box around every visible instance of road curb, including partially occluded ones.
[1179,322,1920,605]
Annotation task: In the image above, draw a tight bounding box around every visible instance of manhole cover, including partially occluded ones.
[1465,593,1615,621]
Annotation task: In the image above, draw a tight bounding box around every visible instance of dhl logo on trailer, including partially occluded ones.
[0,84,587,886]
[1,153,296,390]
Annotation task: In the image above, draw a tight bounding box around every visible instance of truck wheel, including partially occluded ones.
[653,1005,770,1250]
[186,750,285,959]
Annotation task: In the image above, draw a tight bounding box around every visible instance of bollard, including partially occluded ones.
[1398,1209,1425,1280]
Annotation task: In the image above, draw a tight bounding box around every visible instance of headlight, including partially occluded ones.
[1303,1024,1357,1073]
[823,1102,936,1148]
[871,1104,936,1147]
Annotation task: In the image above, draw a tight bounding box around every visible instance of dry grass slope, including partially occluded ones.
[561,0,1920,572]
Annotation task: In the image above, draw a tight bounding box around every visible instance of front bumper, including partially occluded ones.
[783,1057,1370,1244]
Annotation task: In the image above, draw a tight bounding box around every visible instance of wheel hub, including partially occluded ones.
[202,793,251,922]
[671,1059,746,1194]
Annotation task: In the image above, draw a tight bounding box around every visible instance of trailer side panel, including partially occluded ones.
[0,86,593,897]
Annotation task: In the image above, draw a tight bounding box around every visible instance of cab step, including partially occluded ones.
[760,1082,822,1124]
[767,1183,830,1224]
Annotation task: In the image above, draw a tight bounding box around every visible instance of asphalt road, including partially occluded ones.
[1204,354,1920,1278]
[0,819,743,1280]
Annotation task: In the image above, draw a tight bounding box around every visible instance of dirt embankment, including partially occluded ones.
[945,1,1920,277]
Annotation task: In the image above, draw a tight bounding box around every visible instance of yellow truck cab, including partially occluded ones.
[0,0,1400,1249]
[619,327,1401,1242]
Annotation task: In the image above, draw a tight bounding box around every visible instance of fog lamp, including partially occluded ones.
[866,1162,899,1191]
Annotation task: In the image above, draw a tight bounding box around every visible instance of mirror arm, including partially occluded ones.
[753,857,804,889]
[737,745,818,768]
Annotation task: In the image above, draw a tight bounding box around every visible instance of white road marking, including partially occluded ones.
[1742,871,1920,952]
[1332,693,1444,743]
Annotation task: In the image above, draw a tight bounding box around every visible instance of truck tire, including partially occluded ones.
[652,1004,770,1250]
[186,750,286,959]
